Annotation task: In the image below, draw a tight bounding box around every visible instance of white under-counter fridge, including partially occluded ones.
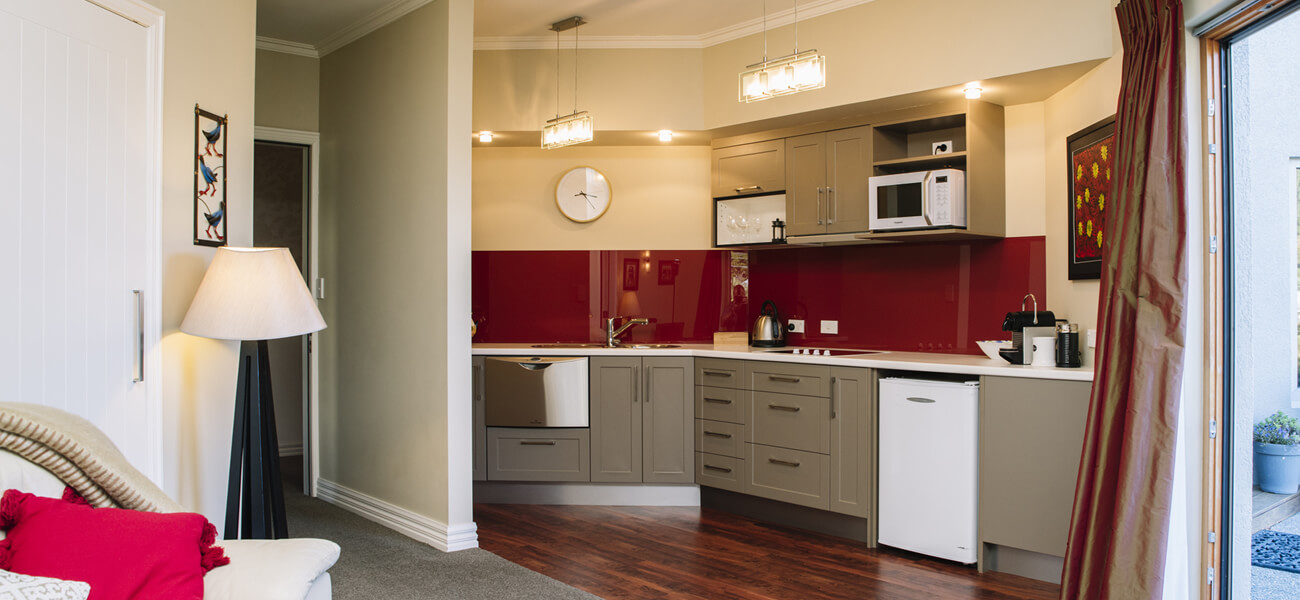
[877,377,979,564]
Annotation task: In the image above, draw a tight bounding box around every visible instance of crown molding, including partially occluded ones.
[317,0,433,56]
[256,36,320,58]
[473,0,875,51]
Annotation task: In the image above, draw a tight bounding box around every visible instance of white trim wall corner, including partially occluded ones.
[316,478,479,551]
[253,125,322,496]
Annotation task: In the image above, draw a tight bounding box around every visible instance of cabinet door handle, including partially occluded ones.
[767,375,801,383]
[520,440,557,446]
[768,404,801,412]
[632,366,639,402]
[830,375,838,419]
[703,397,733,404]
[645,366,652,403]
[702,370,732,378]
[768,458,801,468]
[132,290,144,383]
[704,464,733,473]
[828,187,836,224]
[703,431,732,439]
[816,187,824,225]
[735,185,762,193]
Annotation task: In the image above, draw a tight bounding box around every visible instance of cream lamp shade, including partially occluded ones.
[181,247,325,341]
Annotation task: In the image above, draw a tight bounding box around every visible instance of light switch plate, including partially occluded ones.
[820,320,838,334]
[1087,328,1097,348]
[787,319,805,333]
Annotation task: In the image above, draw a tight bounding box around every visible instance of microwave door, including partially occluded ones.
[879,180,924,225]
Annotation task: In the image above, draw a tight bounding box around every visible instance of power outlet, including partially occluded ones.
[787,319,805,333]
[820,320,838,334]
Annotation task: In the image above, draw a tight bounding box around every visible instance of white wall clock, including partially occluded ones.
[555,166,611,223]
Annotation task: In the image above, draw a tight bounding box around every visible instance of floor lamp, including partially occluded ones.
[181,247,325,540]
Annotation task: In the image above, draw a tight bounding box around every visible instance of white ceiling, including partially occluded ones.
[256,0,873,52]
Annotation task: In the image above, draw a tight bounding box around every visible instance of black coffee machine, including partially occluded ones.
[1000,293,1056,364]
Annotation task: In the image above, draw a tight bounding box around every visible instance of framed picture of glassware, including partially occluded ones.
[1066,115,1115,280]
[193,105,228,247]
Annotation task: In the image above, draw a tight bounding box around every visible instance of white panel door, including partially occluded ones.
[0,0,157,476]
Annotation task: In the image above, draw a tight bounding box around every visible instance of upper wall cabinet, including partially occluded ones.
[865,100,1006,240]
[785,126,872,237]
[711,140,786,199]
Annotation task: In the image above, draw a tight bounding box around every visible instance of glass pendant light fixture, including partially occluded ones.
[739,0,826,103]
[542,16,593,149]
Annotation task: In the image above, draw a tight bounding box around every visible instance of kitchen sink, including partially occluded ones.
[529,343,681,349]
[759,348,884,356]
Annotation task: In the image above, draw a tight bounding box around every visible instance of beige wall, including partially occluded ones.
[472,146,712,250]
[701,0,1114,129]
[255,49,320,131]
[319,0,474,532]
[1004,103,1049,238]
[145,0,258,531]
[474,48,704,132]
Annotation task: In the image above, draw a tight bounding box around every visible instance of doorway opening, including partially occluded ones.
[253,127,321,497]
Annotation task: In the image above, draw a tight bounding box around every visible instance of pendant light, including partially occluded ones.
[542,16,593,149]
[739,0,826,103]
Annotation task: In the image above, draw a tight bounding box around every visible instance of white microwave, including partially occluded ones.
[868,168,966,231]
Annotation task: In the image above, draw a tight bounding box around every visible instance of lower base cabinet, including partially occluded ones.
[486,428,590,482]
[590,356,694,483]
[747,443,830,510]
[696,452,745,493]
[472,357,486,482]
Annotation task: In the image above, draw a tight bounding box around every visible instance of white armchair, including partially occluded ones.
[0,403,338,600]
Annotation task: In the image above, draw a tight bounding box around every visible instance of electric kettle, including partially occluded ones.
[751,300,787,347]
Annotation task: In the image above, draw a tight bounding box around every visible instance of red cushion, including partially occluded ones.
[0,488,229,600]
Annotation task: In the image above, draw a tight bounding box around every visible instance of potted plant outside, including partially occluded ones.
[1255,411,1300,494]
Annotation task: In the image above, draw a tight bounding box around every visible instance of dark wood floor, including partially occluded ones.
[475,504,1060,600]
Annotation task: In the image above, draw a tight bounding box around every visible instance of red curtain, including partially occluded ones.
[1060,0,1188,598]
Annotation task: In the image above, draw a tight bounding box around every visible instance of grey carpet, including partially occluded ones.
[280,462,599,600]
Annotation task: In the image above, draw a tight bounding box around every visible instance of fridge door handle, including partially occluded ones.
[906,397,936,404]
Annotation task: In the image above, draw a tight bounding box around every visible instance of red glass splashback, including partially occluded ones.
[471,236,1047,354]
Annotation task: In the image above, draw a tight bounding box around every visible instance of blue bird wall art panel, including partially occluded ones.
[194,105,228,247]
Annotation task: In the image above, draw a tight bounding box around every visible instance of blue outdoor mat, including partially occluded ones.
[1253,530,1300,573]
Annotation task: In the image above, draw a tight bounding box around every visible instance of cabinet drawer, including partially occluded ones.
[748,391,829,454]
[695,386,745,424]
[486,428,590,482]
[697,452,746,494]
[696,419,744,458]
[696,358,744,389]
[748,361,830,397]
[746,444,829,511]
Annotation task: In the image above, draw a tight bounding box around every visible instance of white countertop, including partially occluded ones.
[472,343,1094,382]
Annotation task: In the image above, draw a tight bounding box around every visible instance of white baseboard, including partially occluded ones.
[473,481,701,506]
[278,442,304,457]
[315,478,478,552]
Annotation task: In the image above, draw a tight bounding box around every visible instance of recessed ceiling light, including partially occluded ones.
[478,131,493,143]
[658,130,673,142]
[963,85,982,99]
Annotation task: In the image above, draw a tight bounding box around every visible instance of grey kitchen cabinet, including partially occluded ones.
[784,126,873,236]
[486,428,590,482]
[695,357,744,389]
[743,361,833,511]
[711,140,786,198]
[828,366,873,519]
[590,356,695,483]
[979,376,1090,563]
[472,357,486,482]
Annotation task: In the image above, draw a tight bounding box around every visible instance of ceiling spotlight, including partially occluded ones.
[479,131,493,143]
[964,85,982,99]
[658,130,673,142]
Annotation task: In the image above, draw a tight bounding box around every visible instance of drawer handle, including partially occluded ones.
[768,404,801,412]
[768,458,801,468]
[704,464,734,473]
[734,185,762,193]
[767,375,801,383]
[704,397,733,404]
[702,370,733,378]
[703,431,732,439]
[520,440,558,446]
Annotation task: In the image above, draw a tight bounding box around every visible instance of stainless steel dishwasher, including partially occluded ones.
[484,357,589,427]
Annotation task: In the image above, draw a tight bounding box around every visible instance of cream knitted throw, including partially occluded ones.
[0,402,183,513]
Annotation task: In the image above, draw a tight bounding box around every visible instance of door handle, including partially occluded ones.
[906,397,937,404]
[828,187,836,224]
[816,187,824,225]
[632,366,639,402]
[645,366,652,403]
[734,185,762,194]
[831,376,838,419]
[132,290,144,383]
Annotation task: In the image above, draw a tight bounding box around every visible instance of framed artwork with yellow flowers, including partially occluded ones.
[1066,115,1115,280]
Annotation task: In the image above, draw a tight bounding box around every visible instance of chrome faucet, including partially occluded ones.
[606,317,649,347]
